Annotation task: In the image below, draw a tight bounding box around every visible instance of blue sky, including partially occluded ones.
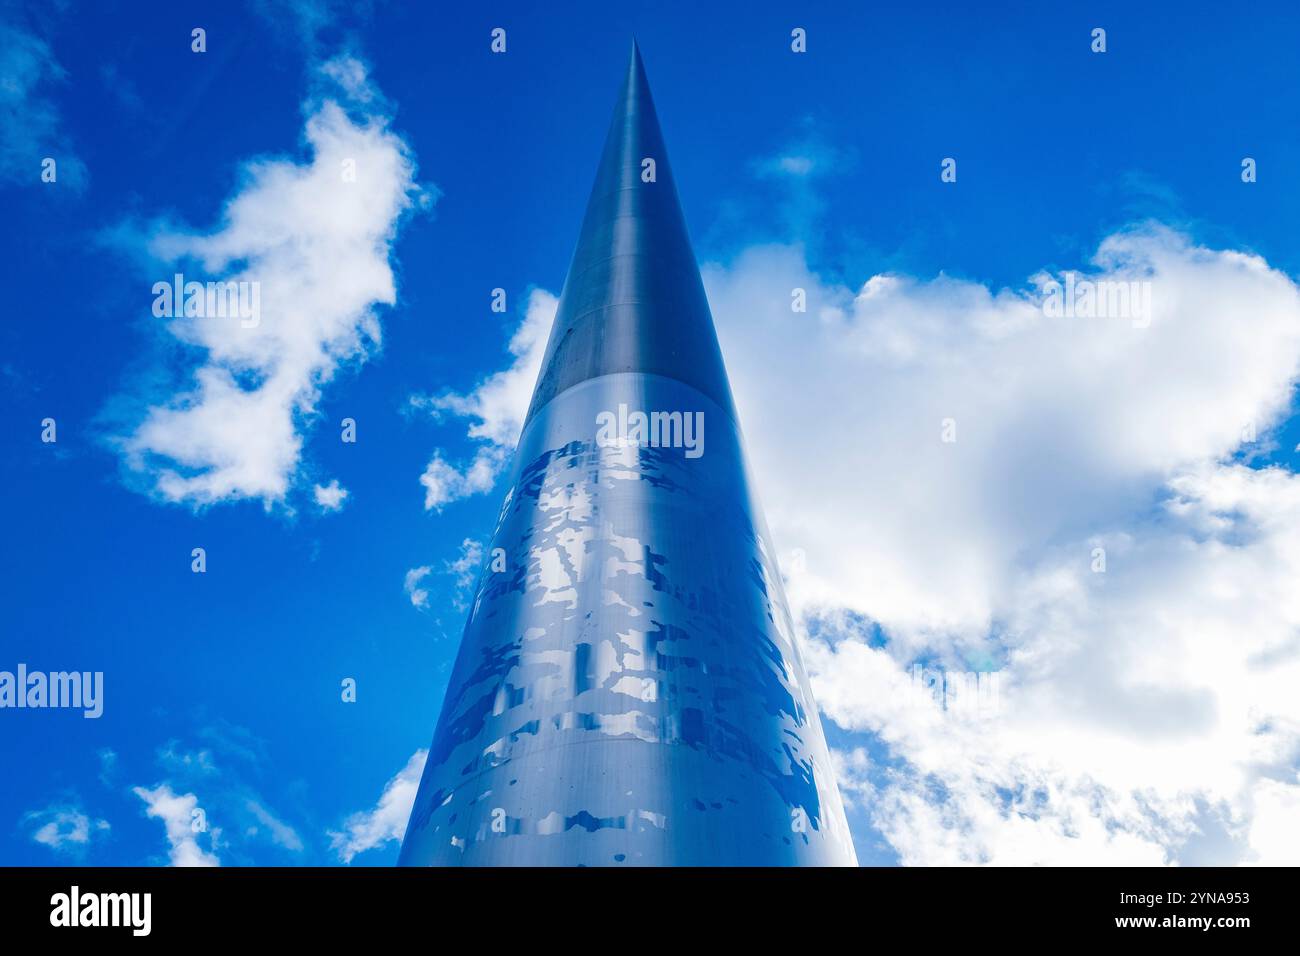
[4,0,1300,866]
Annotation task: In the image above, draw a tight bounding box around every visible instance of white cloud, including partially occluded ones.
[698,225,1300,864]
[319,54,373,101]
[133,783,221,867]
[413,289,556,509]
[329,749,427,863]
[1246,775,1300,866]
[829,747,875,813]
[707,228,1300,647]
[313,479,349,511]
[407,214,1300,864]
[24,804,109,853]
[0,19,86,191]
[418,447,504,511]
[113,55,426,508]
[403,565,432,609]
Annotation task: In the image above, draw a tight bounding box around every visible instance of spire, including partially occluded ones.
[524,42,736,426]
[398,44,858,868]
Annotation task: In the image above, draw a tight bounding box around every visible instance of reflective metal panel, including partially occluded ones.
[399,44,856,866]
[524,43,736,426]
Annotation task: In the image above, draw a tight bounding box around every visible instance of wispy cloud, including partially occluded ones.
[446,538,483,611]
[252,0,364,56]
[245,799,304,852]
[98,61,143,114]
[750,130,852,182]
[732,122,854,242]
[0,17,86,191]
[97,748,118,788]
[404,537,482,617]
[134,725,306,864]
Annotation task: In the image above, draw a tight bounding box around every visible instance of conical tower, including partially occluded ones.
[399,43,856,866]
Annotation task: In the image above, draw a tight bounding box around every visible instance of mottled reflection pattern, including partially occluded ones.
[399,44,856,866]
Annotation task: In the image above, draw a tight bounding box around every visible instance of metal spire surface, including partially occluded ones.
[525,41,736,426]
[399,43,857,867]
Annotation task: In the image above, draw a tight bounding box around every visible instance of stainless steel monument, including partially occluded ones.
[399,43,857,866]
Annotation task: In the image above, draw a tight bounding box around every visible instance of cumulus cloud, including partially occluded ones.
[699,225,1300,864]
[377,171,1300,865]
[111,55,426,509]
[412,288,556,510]
[133,784,221,867]
[1247,774,1300,866]
[0,18,86,191]
[708,230,1300,645]
[329,749,426,863]
[313,479,349,511]
[23,804,109,854]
